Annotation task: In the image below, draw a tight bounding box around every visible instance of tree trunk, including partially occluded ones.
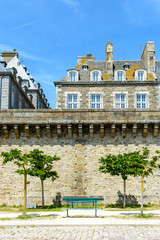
[141,173,144,216]
[41,179,44,209]
[123,179,126,208]
[23,172,27,216]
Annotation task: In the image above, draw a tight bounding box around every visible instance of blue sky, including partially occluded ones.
[1,0,160,108]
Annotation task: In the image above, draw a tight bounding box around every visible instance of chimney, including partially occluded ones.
[141,42,155,72]
[106,41,113,75]
[1,49,19,64]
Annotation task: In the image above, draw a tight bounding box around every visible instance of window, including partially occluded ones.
[117,72,123,81]
[92,72,99,81]
[11,88,15,109]
[135,70,146,81]
[115,94,125,109]
[19,98,22,109]
[138,71,144,81]
[69,72,76,82]
[136,94,146,108]
[67,94,78,109]
[82,65,88,70]
[91,94,101,109]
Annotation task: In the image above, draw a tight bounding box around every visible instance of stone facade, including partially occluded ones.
[55,41,160,111]
[0,110,160,205]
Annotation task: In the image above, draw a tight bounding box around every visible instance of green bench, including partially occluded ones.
[62,196,104,217]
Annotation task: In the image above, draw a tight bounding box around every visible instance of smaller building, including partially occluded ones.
[0,50,50,109]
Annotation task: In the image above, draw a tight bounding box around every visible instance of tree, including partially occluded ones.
[28,149,60,208]
[130,148,160,216]
[1,149,32,216]
[99,152,138,208]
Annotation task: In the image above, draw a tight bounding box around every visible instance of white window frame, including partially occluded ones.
[134,91,149,109]
[67,94,78,109]
[135,69,146,81]
[64,91,81,109]
[112,91,128,108]
[115,94,126,109]
[67,70,78,82]
[114,70,126,81]
[90,70,101,82]
[87,91,104,109]
[90,94,101,109]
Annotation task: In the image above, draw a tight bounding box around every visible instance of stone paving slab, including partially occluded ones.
[0,226,160,240]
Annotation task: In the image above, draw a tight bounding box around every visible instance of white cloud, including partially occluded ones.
[33,72,56,86]
[59,0,79,12]
[124,0,160,25]
[9,20,41,32]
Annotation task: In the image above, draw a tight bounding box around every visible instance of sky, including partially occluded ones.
[1,0,160,108]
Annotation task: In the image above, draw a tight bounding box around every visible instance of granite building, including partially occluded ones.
[55,41,160,111]
[0,50,49,109]
[0,42,160,206]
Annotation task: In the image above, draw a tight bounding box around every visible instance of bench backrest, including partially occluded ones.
[63,197,104,201]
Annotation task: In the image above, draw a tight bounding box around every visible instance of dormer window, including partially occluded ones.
[135,70,146,81]
[67,70,78,82]
[124,62,130,70]
[138,71,144,81]
[91,70,101,82]
[93,72,99,81]
[115,70,126,81]
[70,72,76,82]
[117,72,123,81]
[82,65,88,70]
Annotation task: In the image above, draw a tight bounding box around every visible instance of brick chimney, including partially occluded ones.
[106,41,113,75]
[141,42,155,72]
[1,49,19,64]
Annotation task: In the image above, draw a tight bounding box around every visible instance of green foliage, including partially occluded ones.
[28,149,60,181]
[99,152,139,180]
[99,147,160,179]
[1,149,31,174]
[128,147,160,177]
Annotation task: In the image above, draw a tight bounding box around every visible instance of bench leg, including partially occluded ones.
[95,209,97,217]
[67,209,69,217]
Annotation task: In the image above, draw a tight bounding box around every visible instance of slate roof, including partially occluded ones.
[113,60,146,70]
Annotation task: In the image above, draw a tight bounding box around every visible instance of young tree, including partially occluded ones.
[99,152,137,208]
[130,148,160,216]
[1,149,32,216]
[28,149,60,208]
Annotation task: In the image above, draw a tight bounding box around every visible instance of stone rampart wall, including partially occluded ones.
[0,110,160,206]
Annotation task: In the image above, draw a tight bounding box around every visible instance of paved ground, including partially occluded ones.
[0,225,160,240]
[0,210,160,239]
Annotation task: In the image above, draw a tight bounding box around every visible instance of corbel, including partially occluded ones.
[89,124,94,139]
[46,125,51,138]
[78,124,83,138]
[68,124,72,138]
[143,124,148,138]
[35,125,40,138]
[14,125,20,139]
[132,124,137,138]
[111,123,116,138]
[25,125,30,139]
[100,124,104,138]
[57,124,61,136]
[122,124,126,138]
[153,124,159,138]
[3,125,9,139]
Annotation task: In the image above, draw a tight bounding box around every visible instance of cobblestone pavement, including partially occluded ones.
[0,226,160,240]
